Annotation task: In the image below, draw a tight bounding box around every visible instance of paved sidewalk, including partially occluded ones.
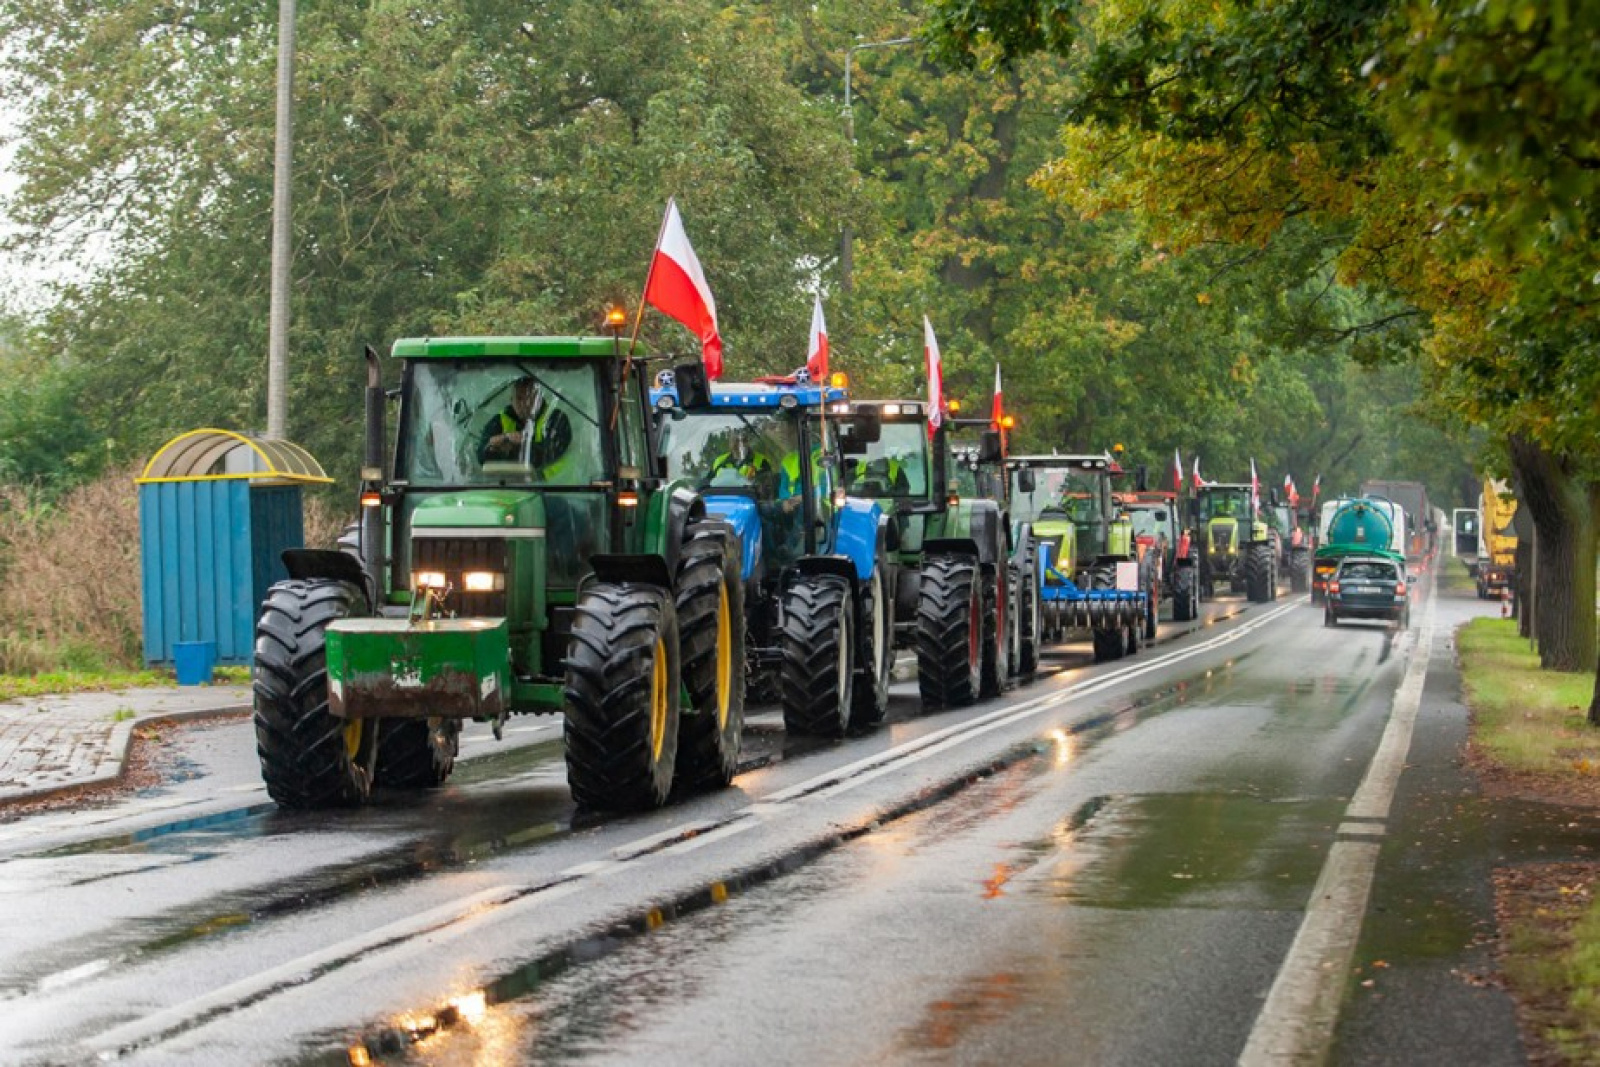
[0,684,251,804]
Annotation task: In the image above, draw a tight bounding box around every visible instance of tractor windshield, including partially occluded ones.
[397,360,606,488]
[659,411,818,502]
[1011,468,1105,526]
[1128,506,1169,543]
[1199,489,1251,522]
[844,422,930,500]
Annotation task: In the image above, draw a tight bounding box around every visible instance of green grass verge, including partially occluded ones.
[1458,617,1600,776]
[1437,555,1479,594]
[1460,616,1600,1054]
[0,663,251,702]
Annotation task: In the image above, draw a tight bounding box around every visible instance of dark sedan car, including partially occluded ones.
[1325,556,1410,628]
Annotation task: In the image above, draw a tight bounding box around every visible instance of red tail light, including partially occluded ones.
[1329,581,1340,594]
[1396,582,1407,595]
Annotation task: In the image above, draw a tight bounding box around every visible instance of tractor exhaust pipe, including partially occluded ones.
[361,345,386,599]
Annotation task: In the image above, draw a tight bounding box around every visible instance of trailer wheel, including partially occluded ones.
[1245,543,1274,602]
[374,719,460,790]
[980,563,1010,698]
[917,554,983,709]
[851,563,894,729]
[1016,545,1041,679]
[1092,626,1124,663]
[780,574,854,737]
[253,579,377,809]
[674,525,746,793]
[563,584,680,811]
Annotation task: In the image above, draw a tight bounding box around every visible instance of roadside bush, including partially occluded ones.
[0,469,144,674]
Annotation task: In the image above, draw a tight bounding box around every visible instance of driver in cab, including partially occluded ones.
[478,376,573,473]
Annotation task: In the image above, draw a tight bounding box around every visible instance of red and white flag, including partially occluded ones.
[806,293,829,382]
[1173,449,1184,493]
[1284,474,1298,507]
[644,199,722,378]
[924,316,944,438]
[990,363,1004,429]
[1311,473,1322,506]
[1250,458,1260,512]
[1192,455,1205,489]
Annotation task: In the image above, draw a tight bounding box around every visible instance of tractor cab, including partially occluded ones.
[1007,453,1129,580]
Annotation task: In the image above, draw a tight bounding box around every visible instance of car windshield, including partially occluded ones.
[1011,468,1104,525]
[844,421,930,499]
[659,411,807,504]
[1338,560,1399,581]
[397,360,605,487]
[1199,489,1251,521]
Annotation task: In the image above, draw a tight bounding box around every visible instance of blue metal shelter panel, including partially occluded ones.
[249,486,303,606]
[140,481,254,666]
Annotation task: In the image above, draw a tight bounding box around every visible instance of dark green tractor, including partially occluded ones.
[1192,483,1278,603]
[840,402,1018,709]
[253,336,744,813]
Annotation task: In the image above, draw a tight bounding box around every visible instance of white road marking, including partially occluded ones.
[1239,585,1437,1066]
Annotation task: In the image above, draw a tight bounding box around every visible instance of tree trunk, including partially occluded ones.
[1507,436,1597,672]
[1514,537,1533,635]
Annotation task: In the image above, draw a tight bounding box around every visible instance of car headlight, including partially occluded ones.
[462,570,505,593]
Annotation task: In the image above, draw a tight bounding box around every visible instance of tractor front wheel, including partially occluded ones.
[1016,545,1041,679]
[674,525,746,794]
[1245,543,1275,603]
[780,574,855,737]
[980,563,1011,698]
[253,579,377,809]
[917,555,983,710]
[563,584,680,811]
[851,564,894,730]
[1173,566,1198,622]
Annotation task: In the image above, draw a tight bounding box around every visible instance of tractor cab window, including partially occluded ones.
[1199,490,1251,522]
[1011,468,1104,526]
[949,448,980,497]
[659,411,806,502]
[1128,507,1169,543]
[844,421,930,499]
[398,360,605,488]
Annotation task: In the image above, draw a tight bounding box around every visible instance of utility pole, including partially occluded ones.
[265,0,296,440]
[841,36,913,295]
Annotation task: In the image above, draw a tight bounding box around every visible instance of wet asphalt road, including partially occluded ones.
[0,580,1521,1065]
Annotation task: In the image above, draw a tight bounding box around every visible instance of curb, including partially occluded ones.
[0,702,252,808]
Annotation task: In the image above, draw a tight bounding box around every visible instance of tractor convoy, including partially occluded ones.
[249,325,1440,815]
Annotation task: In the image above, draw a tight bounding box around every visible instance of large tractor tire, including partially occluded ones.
[980,563,1011,698]
[1289,546,1312,593]
[1016,545,1041,680]
[374,719,460,790]
[851,562,894,730]
[779,574,855,738]
[916,554,983,710]
[1245,543,1275,603]
[563,584,680,811]
[1172,565,1199,622]
[673,525,746,794]
[253,579,378,809]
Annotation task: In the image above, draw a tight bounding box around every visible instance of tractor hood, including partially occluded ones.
[408,491,547,532]
[704,495,763,581]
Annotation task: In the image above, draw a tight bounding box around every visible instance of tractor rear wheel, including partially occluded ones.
[253,579,377,809]
[916,554,983,709]
[1016,545,1041,679]
[674,525,746,794]
[1172,566,1198,621]
[850,564,894,730]
[563,584,680,811]
[980,563,1010,698]
[780,574,854,737]
[1245,543,1275,602]
[374,719,460,790]
[1289,546,1311,593]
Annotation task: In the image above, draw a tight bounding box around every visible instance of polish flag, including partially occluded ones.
[990,363,1004,429]
[644,199,722,378]
[1250,458,1260,513]
[924,316,944,438]
[1311,473,1322,506]
[1173,449,1184,493]
[1284,474,1298,507]
[1192,455,1205,489]
[806,293,829,382]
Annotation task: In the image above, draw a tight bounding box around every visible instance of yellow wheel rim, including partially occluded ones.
[650,638,669,762]
[342,719,364,761]
[715,584,733,729]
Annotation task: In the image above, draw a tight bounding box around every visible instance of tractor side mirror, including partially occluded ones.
[978,429,1003,464]
[672,361,714,411]
[1017,469,1036,494]
[1136,464,1149,492]
[838,410,881,455]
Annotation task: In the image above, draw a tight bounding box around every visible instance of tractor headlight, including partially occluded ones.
[412,570,448,590]
[462,571,505,593]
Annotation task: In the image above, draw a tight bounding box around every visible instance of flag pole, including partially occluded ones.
[612,199,674,429]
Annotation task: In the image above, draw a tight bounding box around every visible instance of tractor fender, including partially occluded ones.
[933,501,1002,567]
[662,486,707,573]
[831,498,884,581]
[922,538,981,559]
[590,554,674,588]
[794,554,860,593]
[282,549,373,608]
[704,495,763,582]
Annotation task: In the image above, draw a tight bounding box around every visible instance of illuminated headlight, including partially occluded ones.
[882,403,902,415]
[412,571,448,590]
[462,571,505,593]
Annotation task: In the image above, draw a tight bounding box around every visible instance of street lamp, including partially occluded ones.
[265,0,296,440]
[840,35,914,294]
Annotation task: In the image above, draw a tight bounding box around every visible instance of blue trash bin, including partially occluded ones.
[173,641,217,686]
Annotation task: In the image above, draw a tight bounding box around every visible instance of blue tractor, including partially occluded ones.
[653,374,896,737]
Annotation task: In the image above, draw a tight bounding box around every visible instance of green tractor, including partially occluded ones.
[840,401,1020,709]
[253,336,744,813]
[1192,482,1279,603]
